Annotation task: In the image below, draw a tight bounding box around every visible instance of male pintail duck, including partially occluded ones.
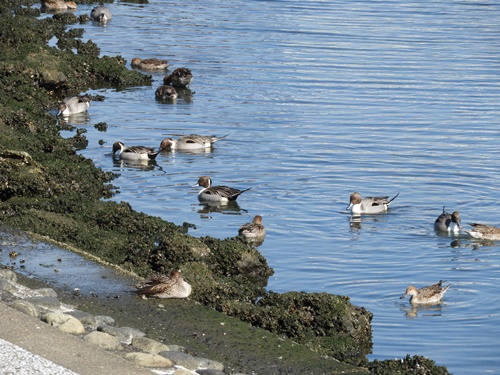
[112,141,159,161]
[238,215,266,243]
[159,134,227,151]
[464,223,500,240]
[346,192,399,215]
[434,207,462,233]
[131,58,169,70]
[41,0,77,10]
[163,67,193,88]
[57,95,91,116]
[90,5,112,22]
[400,280,450,305]
[155,85,178,100]
[135,270,191,299]
[193,176,251,204]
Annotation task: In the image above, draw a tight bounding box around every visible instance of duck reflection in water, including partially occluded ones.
[197,200,246,216]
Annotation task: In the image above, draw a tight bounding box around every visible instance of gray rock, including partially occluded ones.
[159,351,200,371]
[196,370,226,375]
[195,357,224,371]
[132,336,170,354]
[83,331,123,351]
[119,326,147,339]
[0,269,17,282]
[95,315,115,327]
[25,296,61,311]
[0,279,21,294]
[10,300,39,318]
[42,313,86,335]
[33,288,58,298]
[98,325,133,345]
[123,352,173,368]
[66,310,97,331]
[167,344,188,353]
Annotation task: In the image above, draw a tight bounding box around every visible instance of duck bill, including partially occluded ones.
[346,203,353,210]
[399,293,407,299]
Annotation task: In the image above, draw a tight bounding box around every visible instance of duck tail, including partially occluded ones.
[148,151,160,160]
[388,192,400,204]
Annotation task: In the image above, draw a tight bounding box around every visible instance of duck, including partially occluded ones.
[193,176,251,204]
[90,5,112,22]
[57,95,91,116]
[135,270,191,299]
[163,67,193,88]
[346,191,399,215]
[238,215,266,243]
[159,134,227,151]
[112,141,160,161]
[400,280,450,305]
[463,223,500,240]
[434,207,462,233]
[155,85,178,100]
[131,58,169,71]
[41,0,77,10]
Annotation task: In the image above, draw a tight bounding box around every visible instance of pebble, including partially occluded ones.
[0,268,246,375]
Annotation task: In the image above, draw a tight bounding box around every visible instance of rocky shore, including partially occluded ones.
[0,1,451,374]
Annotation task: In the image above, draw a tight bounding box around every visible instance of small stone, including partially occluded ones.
[10,300,39,318]
[42,313,86,334]
[25,296,61,311]
[132,336,170,354]
[66,310,97,331]
[0,269,17,282]
[195,357,225,371]
[33,288,58,297]
[123,352,173,368]
[98,325,133,345]
[119,327,146,339]
[159,351,199,371]
[95,315,115,327]
[196,370,226,375]
[0,279,21,294]
[83,331,123,351]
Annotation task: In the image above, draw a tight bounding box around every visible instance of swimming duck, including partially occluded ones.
[90,5,112,22]
[135,270,191,299]
[159,134,227,151]
[464,223,500,241]
[238,215,266,243]
[112,141,160,161]
[163,67,193,88]
[400,280,450,305]
[434,207,462,233]
[155,85,178,100]
[346,192,399,215]
[57,95,91,116]
[131,58,169,71]
[193,176,251,204]
[41,0,77,10]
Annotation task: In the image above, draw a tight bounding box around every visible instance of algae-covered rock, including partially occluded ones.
[368,354,452,375]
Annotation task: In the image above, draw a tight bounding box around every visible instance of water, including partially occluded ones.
[44,0,500,373]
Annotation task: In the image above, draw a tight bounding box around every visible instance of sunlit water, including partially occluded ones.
[38,0,500,373]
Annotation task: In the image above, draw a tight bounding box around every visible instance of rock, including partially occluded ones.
[10,300,39,318]
[95,315,115,327]
[119,326,146,339]
[98,325,133,345]
[25,296,61,311]
[196,357,224,371]
[66,310,97,331]
[123,352,173,368]
[196,370,226,375]
[173,368,198,375]
[83,331,123,351]
[33,288,58,297]
[0,279,21,294]
[132,336,170,354]
[0,269,17,282]
[42,313,86,334]
[158,351,200,371]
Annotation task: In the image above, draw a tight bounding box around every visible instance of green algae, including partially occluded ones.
[0,2,450,374]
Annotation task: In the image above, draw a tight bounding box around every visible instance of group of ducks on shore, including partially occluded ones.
[346,191,500,304]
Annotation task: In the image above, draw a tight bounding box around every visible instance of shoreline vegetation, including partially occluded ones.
[0,1,450,373]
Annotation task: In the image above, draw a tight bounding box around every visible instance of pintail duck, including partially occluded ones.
[464,223,500,240]
[193,176,251,204]
[159,134,227,151]
[346,191,399,215]
[112,141,160,161]
[434,207,462,233]
[400,280,450,305]
[135,270,191,299]
[90,5,112,22]
[131,58,169,71]
[238,215,266,243]
[155,85,178,100]
[163,67,193,89]
[57,95,91,116]
[41,0,77,10]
